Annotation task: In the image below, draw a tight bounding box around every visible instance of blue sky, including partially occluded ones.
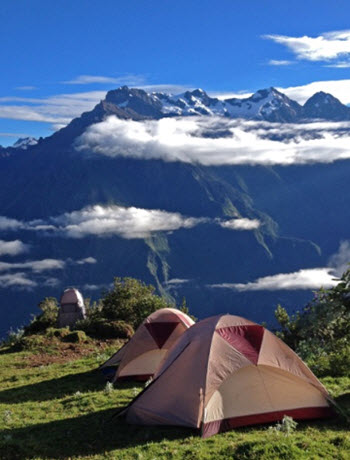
[2,0,350,145]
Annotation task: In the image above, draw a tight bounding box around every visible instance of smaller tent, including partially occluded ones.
[100,308,194,382]
[58,288,86,328]
[124,314,334,437]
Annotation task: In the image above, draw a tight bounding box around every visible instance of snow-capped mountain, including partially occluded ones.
[13,137,38,150]
[62,86,350,128]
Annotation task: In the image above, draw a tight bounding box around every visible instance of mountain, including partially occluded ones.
[12,137,38,150]
[0,85,350,338]
[303,91,350,121]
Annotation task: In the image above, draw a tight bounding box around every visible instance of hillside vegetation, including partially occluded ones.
[0,275,349,459]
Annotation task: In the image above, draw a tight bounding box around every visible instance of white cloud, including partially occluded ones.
[264,30,350,63]
[0,91,106,125]
[325,61,350,68]
[0,132,32,139]
[42,277,61,287]
[211,268,338,291]
[0,240,29,256]
[63,74,146,85]
[0,216,24,231]
[15,86,37,91]
[219,218,260,231]
[328,240,350,276]
[50,204,204,239]
[278,79,350,104]
[210,240,350,292]
[166,278,190,285]
[82,283,112,291]
[76,115,350,166]
[268,60,294,66]
[0,259,65,273]
[0,272,37,289]
[76,257,97,264]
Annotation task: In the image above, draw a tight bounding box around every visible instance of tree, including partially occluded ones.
[275,267,350,376]
[24,297,59,335]
[101,277,170,328]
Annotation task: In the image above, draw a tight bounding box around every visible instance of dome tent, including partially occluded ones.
[58,288,86,328]
[124,314,334,437]
[100,308,195,382]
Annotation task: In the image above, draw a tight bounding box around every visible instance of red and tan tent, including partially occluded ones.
[100,308,194,382]
[125,314,334,437]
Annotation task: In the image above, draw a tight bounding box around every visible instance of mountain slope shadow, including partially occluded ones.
[0,408,192,459]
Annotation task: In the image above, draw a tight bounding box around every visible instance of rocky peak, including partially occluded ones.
[303,92,350,120]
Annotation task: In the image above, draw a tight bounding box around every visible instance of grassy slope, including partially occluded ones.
[0,343,349,460]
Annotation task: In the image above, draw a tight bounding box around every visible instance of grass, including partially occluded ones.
[0,342,349,459]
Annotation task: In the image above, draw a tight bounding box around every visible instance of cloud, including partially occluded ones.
[328,240,350,276]
[63,74,146,85]
[0,216,24,231]
[0,240,29,256]
[210,240,350,292]
[76,257,97,265]
[82,283,112,291]
[0,259,65,273]
[278,79,350,104]
[264,30,350,63]
[0,90,106,125]
[268,60,294,66]
[15,86,37,91]
[211,268,338,291]
[325,61,350,68]
[166,278,190,285]
[0,132,32,139]
[49,205,204,239]
[219,218,260,231]
[0,205,260,242]
[76,115,350,166]
[0,272,37,289]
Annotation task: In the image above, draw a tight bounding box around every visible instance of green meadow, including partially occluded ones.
[0,341,349,460]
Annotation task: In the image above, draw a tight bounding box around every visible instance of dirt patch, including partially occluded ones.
[24,339,123,367]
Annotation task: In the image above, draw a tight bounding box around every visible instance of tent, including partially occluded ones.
[100,308,194,382]
[124,314,334,437]
[58,288,86,328]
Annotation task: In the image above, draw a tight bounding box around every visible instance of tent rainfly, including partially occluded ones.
[124,314,334,437]
[58,288,86,328]
[100,308,195,382]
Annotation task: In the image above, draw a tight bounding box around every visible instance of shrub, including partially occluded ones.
[24,297,59,335]
[62,330,88,343]
[100,277,170,329]
[1,327,24,348]
[275,267,350,377]
[45,327,70,339]
[76,317,134,339]
[15,335,46,351]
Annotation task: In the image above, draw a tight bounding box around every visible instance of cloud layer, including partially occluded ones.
[77,115,350,166]
[49,205,205,239]
[264,30,350,64]
[210,240,350,291]
[211,268,338,291]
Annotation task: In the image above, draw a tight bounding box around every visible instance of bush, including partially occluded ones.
[275,267,350,377]
[101,277,170,329]
[24,297,59,335]
[15,335,46,351]
[62,330,88,343]
[76,317,134,339]
[45,327,70,339]
[1,328,25,348]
